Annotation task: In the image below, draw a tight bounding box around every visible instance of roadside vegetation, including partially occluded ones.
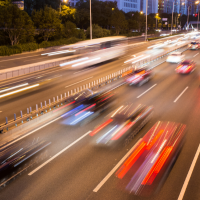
[0,0,188,56]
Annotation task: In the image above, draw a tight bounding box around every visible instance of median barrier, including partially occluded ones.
[0,54,80,81]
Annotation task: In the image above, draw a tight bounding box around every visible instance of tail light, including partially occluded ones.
[186,65,192,71]
[116,141,147,179]
[90,119,113,136]
[111,121,135,140]
[176,65,183,70]
[75,104,96,116]
[141,146,173,185]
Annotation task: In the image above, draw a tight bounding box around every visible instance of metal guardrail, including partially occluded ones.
[0,41,190,133]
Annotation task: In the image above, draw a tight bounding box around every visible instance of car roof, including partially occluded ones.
[170,52,182,55]
[181,59,193,63]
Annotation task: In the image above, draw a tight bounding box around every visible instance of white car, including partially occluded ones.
[166,52,185,63]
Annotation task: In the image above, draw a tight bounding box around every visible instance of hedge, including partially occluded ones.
[0,37,80,56]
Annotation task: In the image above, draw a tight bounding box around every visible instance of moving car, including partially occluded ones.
[176,60,196,74]
[0,140,51,181]
[166,52,184,63]
[116,121,186,196]
[90,104,153,146]
[62,91,116,125]
[188,41,200,50]
[125,67,153,86]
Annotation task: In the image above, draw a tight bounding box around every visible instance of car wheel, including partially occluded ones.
[138,79,145,87]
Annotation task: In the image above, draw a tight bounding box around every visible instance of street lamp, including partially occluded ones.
[156,13,158,29]
[195,1,199,31]
[90,0,92,39]
[187,6,190,32]
[60,0,67,12]
[171,1,174,35]
[145,0,148,41]
[140,11,143,14]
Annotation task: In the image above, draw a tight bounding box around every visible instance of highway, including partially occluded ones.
[0,43,200,200]
[0,35,186,124]
[0,36,149,70]
[0,34,182,70]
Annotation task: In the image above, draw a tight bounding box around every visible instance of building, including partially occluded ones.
[12,0,24,10]
[142,0,158,14]
[158,0,188,14]
[100,0,140,13]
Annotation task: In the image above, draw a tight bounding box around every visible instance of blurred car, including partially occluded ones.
[125,67,153,86]
[90,104,153,146]
[176,60,196,74]
[0,140,51,181]
[188,41,200,50]
[160,33,169,36]
[62,91,116,125]
[116,121,186,196]
[166,52,185,63]
[155,29,161,32]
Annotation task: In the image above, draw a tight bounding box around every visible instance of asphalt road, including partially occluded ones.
[0,35,186,125]
[0,36,147,70]
[0,47,200,200]
[0,34,181,70]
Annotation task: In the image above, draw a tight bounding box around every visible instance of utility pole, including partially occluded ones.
[90,0,92,40]
[187,6,189,32]
[171,2,174,35]
[198,10,199,30]
[145,0,148,41]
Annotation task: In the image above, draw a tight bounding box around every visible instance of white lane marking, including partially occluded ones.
[74,69,90,74]
[193,53,199,57]
[0,55,39,62]
[0,115,64,149]
[23,57,46,62]
[0,84,39,98]
[0,83,28,93]
[174,86,188,103]
[93,138,142,192]
[178,144,200,200]
[28,130,92,175]
[0,68,63,88]
[137,84,157,98]
[65,76,93,88]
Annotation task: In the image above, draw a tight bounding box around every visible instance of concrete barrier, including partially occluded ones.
[0,54,79,81]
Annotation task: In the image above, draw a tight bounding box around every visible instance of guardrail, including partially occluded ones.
[0,54,80,81]
[0,41,189,133]
[0,36,186,81]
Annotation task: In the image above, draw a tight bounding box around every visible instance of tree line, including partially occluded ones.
[0,0,189,47]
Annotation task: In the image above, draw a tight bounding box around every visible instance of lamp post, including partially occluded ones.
[171,1,174,35]
[187,6,190,32]
[145,0,148,41]
[195,1,199,31]
[156,13,158,29]
[60,0,67,12]
[90,0,92,40]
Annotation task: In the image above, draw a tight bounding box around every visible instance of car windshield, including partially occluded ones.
[181,61,190,65]
[171,54,180,56]
[191,42,196,45]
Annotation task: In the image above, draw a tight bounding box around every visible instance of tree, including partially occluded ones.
[62,21,78,38]
[32,6,62,41]
[0,0,10,7]
[0,4,35,45]
[61,5,76,23]
[111,10,128,35]
[25,0,60,15]
[86,24,110,38]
